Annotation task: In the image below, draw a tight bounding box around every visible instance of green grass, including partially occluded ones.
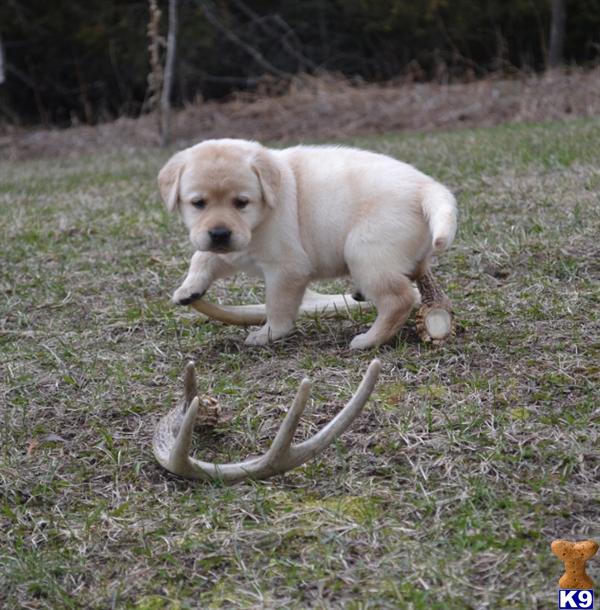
[1,118,600,609]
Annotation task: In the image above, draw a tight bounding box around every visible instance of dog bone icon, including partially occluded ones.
[551,539,598,589]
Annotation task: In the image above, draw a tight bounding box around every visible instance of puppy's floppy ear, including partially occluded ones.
[158,152,185,213]
[251,148,281,208]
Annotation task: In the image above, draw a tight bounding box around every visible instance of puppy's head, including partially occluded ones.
[158,139,281,253]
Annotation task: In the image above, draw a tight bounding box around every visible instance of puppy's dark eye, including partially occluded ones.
[191,198,206,209]
[234,197,249,210]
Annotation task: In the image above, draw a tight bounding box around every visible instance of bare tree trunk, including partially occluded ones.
[548,0,566,68]
[147,0,163,134]
[160,0,178,147]
[0,34,5,85]
[75,60,94,124]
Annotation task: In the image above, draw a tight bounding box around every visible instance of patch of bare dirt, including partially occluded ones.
[2,67,599,159]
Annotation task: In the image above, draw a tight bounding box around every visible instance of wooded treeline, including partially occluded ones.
[1,0,599,126]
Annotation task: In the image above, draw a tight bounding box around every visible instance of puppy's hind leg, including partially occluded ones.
[346,233,418,349]
[349,275,417,349]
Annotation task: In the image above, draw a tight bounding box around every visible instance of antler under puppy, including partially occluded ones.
[189,288,371,326]
[153,359,382,483]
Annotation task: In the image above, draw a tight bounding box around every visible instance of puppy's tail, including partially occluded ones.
[421,181,457,253]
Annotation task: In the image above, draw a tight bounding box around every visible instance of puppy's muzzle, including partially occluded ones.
[208,226,232,251]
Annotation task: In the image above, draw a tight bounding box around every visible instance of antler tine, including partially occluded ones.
[169,396,200,472]
[287,358,382,465]
[264,378,313,464]
[182,361,197,411]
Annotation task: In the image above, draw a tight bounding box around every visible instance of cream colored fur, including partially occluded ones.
[158,138,457,349]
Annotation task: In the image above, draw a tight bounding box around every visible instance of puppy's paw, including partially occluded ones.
[245,327,272,346]
[349,333,376,350]
[245,323,292,346]
[172,285,206,306]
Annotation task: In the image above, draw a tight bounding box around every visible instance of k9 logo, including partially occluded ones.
[558,590,594,609]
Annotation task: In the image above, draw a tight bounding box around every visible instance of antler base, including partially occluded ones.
[415,270,454,344]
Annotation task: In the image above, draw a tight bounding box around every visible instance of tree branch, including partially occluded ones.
[229,0,317,71]
[196,0,291,80]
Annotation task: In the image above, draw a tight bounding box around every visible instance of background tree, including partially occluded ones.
[549,0,566,67]
[160,0,178,147]
[0,34,5,85]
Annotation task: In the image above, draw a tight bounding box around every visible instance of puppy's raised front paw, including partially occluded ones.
[172,286,206,306]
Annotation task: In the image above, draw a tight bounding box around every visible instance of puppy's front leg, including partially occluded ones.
[172,251,235,305]
[245,270,308,346]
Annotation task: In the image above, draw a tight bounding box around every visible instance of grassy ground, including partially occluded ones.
[1,119,599,609]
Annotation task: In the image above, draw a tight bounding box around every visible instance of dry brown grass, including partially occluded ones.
[2,67,600,159]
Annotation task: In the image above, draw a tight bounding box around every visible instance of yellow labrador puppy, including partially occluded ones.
[158,139,457,349]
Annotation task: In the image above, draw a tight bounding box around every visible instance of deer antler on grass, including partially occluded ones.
[153,359,382,483]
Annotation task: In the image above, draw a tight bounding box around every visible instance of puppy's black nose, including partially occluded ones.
[209,226,232,245]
